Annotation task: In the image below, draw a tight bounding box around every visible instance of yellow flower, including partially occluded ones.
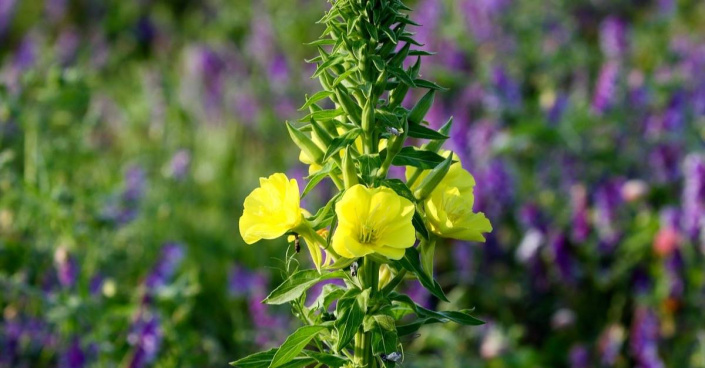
[425,185,492,241]
[332,185,416,260]
[239,173,303,244]
[407,150,491,241]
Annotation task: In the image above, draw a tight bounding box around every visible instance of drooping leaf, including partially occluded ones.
[390,292,484,336]
[269,325,327,368]
[303,351,348,368]
[391,147,445,169]
[407,123,449,140]
[264,270,345,305]
[391,247,448,302]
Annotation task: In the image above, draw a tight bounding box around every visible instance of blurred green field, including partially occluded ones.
[1,0,705,367]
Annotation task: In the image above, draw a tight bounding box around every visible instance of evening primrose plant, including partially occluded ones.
[233,1,491,367]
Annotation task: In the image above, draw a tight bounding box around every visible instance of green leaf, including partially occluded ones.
[270,325,327,368]
[310,283,346,311]
[388,66,416,87]
[264,270,345,305]
[230,349,314,368]
[313,55,345,78]
[412,210,429,240]
[413,78,448,91]
[299,108,345,122]
[323,128,362,161]
[392,247,448,302]
[391,147,445,169]
[230,349,277,368]
[407,123,449,140]
[303,351,348,368]
[302,161,336,199]
[332,67,359,87]
[335,289,368,351]
[380,179,416,203]
[299,91,335,111]
[390,292,484,335]
[305,39,337,46]
[308,191,342,229]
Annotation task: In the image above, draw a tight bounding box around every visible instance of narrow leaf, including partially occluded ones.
[323,128,362,161]
[391,147,445,169]
[303,351,348,368]
[299,91,335,111]
[392,247,448,302]
[264,270,346,305]
[407,123,449,140]
[270,325,327,368]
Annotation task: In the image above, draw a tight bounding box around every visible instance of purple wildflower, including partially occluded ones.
[227,264,260,298]
[594,179,623,251]
[546,94,569,125]
[571,184,590,243]
[89,274,104,296]
[167,150,191,180]
[648,144,681,183]
[452,243,475,284]
[598,324,625,366]
[406,280,431,309]
[592,61,620,114]
[549,233,573,282]
[56,28,80,66]
[127,313,163,368]
[599,16,628,60]
[54,247,78,289]
[569,344,590,368]
[682,154,705,240]
[45,0,67,23]
[0,0,15,37]
[145,243,185,293]
[491,66,523,111]
[630,308,664,368]
[59,337,86,368]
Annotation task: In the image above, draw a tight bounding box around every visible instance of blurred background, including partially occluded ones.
[1,0,705,367]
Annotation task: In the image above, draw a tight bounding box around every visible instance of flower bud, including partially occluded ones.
[424,117,453,152]
[408,89,436,125]
[342,146,359,188]
[335,86,362,125]
[378,264,393,290]
[361,98,375,135]
[389,84,409,108]
[414,153,453,200]
[286,121,324,164]
[309,118,333,147]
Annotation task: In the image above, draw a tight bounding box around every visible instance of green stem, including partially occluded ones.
[354,256,379,367]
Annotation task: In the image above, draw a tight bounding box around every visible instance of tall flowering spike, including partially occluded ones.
[682,154,705,240]
[630,308,665,368]
[592,61,620,114]
[234,1,491,366]
[332,185,416,260]
[599,16,628,60]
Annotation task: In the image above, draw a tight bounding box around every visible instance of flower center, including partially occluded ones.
[359,224,377,244]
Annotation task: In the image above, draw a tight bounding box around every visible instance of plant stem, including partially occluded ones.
[354,256,379,367]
